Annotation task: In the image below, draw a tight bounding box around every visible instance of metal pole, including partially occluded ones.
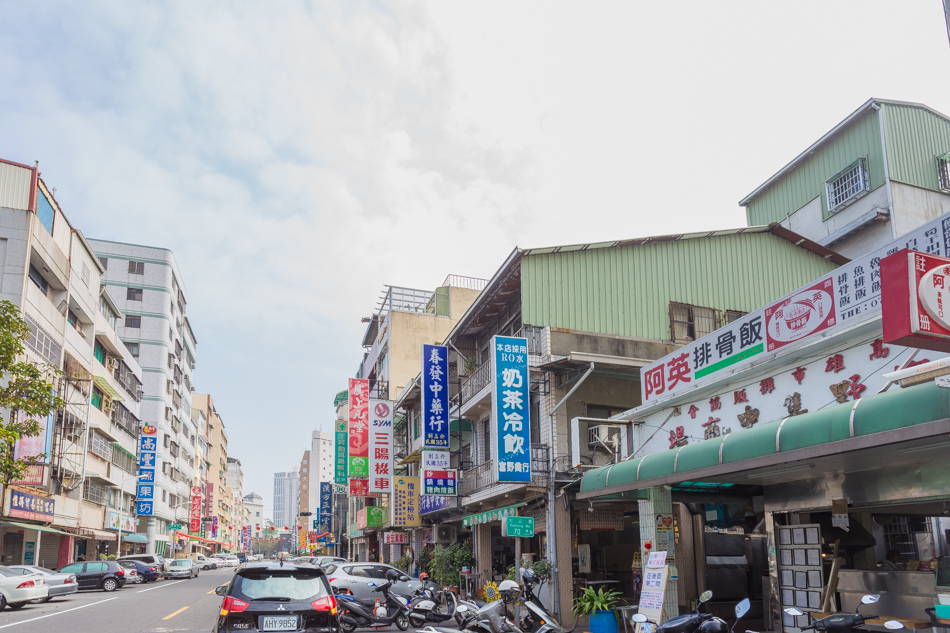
[515,537,522,625]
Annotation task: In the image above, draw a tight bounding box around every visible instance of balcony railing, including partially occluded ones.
[459,358,491,407]
[515,326,545,356]
[459,444,550,496]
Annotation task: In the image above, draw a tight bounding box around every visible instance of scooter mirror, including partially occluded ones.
[632,614,649,623]
[883,622,904,630]
[735,599,751,620]
[861,595,881,605]
[367,582,377,587]
[699,591,713,603]
[784,608,804,617]
[400,576,411,582]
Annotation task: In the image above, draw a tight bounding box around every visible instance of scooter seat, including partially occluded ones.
[339,594,380,608]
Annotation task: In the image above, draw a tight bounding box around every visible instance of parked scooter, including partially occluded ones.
[517,568,566,633]
[784,595,904,633]
[408,581,464,628]
[424,580,522,633]
[631,593,749,633]
[336,568,412,632]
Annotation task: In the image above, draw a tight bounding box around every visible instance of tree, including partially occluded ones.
[0,300,64,486]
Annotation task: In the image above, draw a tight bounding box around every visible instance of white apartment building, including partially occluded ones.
[272,469,299,531]
[307,430,334,512]
[244,492,264,529]
[88,238,197,556]
[0,159,144,566]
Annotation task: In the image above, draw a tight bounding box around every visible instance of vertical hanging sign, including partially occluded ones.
[422,345,450,449]
[190,486,202,533]
[492,335,531,482]
[348,378,369,479]
[319,482,333,535]
[136,425,158,516]
[391,477,421,527]
[369,400,393,493]
[334,418,348,484]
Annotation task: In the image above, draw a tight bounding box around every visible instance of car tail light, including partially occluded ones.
[65,577,74,584]
[327,577,335,583]
[16,580,35,588]
[312,595,337,615]
[117,569,125,576]
[149,567,156,572]
[220,596,250,616]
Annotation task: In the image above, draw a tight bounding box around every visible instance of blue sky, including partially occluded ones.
[1,1,948,516]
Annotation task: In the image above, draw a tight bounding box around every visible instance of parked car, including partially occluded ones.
[316,556,347,569]
[325,562,420,601]
[164,559,198,579]
[57,561,127,592]
[116,561,140,584]
[0,566,48,609]
[117,554,166,572]
[7,565,78,602]
[118,559,161,583]
[214,562,338,633]
[291,556,318,566]
[195,554,217,570]
[217,555,239,568]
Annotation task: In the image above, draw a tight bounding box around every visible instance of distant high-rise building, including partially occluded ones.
[308,431,334,511]
[244,493,264,530]
[273,469,299,530]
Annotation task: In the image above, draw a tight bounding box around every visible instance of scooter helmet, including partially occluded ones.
[386,568,402,582]
[499,579,521,603]
[521,568,538,586]
[697,618,729,633]
[419,572,429,581]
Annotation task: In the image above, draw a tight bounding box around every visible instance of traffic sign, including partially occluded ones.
[502,516,534,538]
[169,524,183,530]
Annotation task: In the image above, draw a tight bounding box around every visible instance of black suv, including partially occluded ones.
[57,561,127,592]
[215,562,338,633]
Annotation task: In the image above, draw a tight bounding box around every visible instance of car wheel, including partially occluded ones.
[102,578,118,592]
[0,594,6,611]
[8,602,26,610]
[30,596,52,604]
[396,613,410,631]
[340,618,358,633]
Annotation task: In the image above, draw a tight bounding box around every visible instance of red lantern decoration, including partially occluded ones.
[228,525,232,530]
[283,526,289,530]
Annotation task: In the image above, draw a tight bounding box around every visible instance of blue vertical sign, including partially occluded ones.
[136,430,157,516]
[422,344,449,449]
[492,336,531,482]
[319,482,333,535]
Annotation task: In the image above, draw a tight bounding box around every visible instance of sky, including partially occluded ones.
[1,1,949,517]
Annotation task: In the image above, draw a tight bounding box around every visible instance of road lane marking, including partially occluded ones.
[0,596,119,629]
[137,579,186,593]
[162,606,189,620]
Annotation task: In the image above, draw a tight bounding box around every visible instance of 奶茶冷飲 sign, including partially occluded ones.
[492,336,531,482]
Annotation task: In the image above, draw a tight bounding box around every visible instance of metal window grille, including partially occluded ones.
[725,310,747,324]
[89,432,114,461]
[24,313,62,366]
[826,159,869,213]
[671,302,719,341]
[83,479,110,505]
[938,153,950,192]
[111,444,137,473]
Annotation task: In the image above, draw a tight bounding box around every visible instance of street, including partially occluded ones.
[0,567,234,633]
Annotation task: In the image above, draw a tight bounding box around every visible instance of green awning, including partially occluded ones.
[579,380,950,498]
[122,533,148,543]
[92,375,124,401]
[2,521,74,536]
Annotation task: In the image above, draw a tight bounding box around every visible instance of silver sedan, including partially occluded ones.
[164,559,198,579]
[7,566,77,602]
[325,562,420,601]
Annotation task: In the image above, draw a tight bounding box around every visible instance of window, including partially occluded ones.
[81,262,91,286]
[725,310,747,324]
[125,315,141,328]
[83,479,109,505]
[127,288,143,301]
[36,187,55,234]
[89,432,113,460]
[168,353,174,369]
[67,309,83,334]
[938,152,950,192]
[826,158,869,213]
[28,265,49,295]
[169,327,174,342]
[91,387,103,410]
[94,340,106,365]
[99,257,108,270]
[126,342,139,358]
[128,261,145,275]
[671,302,718,342]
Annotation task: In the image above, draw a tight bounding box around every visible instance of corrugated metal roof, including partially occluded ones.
[880,101,950,190]
[739,98,950,207]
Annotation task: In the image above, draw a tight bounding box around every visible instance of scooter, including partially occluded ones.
[517,568,566,633]
[632,595,750,633]
[409,585,463,628]
[423,580,522,633]
[336,573,412,632]
[784,595,904,633]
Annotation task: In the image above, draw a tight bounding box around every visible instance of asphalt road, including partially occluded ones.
[0,566,235,632]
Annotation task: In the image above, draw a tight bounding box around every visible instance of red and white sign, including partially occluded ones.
[883,249,950,352]
[368,399,393,494]
[383,532,409,544]
[765,279,836,351]
[348,378,369,480]
[190,487,202,533]
[349,477,376,498]
[10,464,46,486]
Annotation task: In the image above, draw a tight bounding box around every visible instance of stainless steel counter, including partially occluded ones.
[837,569,936,619]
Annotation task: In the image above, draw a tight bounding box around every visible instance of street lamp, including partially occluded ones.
[118,473,148,557]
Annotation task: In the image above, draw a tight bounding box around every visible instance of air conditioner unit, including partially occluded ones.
[107,358,119,370]
[434,524,456,544]
[588,424,623,449]
[135,387,143,400]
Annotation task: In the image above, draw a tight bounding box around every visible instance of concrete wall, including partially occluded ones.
[891,182,950,237]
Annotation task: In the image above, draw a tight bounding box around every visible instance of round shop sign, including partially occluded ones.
[918,266,950,330]
[374,402,390,417]
[766,286,834,344]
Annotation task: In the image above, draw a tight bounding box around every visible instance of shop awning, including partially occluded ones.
[579,380,950,499]
[461,502,526,527]
[2,521,75,537]
[121,534,148,543]
[62,527,117,541]
[92,374,123,401]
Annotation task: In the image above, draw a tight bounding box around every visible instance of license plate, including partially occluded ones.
[260,615,298,631]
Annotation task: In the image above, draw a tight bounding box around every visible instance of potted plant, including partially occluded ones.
[573,586,624,633]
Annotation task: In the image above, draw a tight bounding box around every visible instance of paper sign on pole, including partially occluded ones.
[638,561,670,625]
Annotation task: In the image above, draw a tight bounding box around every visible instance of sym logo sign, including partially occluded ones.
[374,402,390,418]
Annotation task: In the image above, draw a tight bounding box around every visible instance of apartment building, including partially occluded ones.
[87,238,196,555]
[0,159,144,566]
[226,457,244,549]
[306,431,333,516]
[273,469,299,532]
[192,394,232,546]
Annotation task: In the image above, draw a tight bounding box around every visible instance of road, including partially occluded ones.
[0,566,234,632]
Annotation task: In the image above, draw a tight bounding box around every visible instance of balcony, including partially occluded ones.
[459,444,550,497]
[459,358,491,409]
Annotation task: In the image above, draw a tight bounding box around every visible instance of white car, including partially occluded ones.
[212,554,238,568]
[0,566,48,610]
